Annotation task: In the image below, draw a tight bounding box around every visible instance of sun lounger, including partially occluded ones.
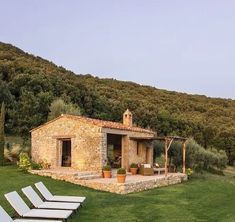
[4,191,72,221]
[22,186,80,211]
[0,205,62,222]
[35,182,86,203]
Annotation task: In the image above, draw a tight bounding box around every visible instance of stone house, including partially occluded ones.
[31,110,156,172]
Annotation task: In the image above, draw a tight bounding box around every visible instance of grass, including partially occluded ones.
[1,166,235,222]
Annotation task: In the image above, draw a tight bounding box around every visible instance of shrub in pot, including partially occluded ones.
[102,165,111,178]
[117,168,126,183]
[130,163,138,175]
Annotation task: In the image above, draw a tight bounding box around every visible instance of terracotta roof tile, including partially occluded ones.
[31,114,155,134]
[63,114,154,134]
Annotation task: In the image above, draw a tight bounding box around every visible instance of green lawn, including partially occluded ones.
[0,166,235,222]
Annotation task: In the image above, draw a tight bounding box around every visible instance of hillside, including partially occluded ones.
[0,42,235,163]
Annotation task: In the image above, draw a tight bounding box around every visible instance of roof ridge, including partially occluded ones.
[31,114,155,134]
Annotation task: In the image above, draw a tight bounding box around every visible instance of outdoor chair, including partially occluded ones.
[4,191,72,221]
[153,167,166,175]
[139,164,154,176]
[153,163,165,175]
[22,186,80,211]
[0,205,62,222]
[35,182,86,203]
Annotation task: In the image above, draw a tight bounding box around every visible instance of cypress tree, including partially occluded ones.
[0,102,5,166]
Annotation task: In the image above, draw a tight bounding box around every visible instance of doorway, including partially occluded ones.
[61,139,71,167]
[107,134,122,168]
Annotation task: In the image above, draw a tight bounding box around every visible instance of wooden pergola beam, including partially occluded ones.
[156,136,187,141]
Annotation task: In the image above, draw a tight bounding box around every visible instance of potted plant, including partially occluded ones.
[130,163,138,175]
[102,165,111,178]
[117,168,126,183]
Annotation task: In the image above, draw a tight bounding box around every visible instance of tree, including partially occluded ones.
[13,90,53,137]
[214,129,235,165]
[48,99,81,120]
[0,102,5,165]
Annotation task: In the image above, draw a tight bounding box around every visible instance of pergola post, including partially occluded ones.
[155,136,187,178]
[164,139,168,177]
[182,142,186,174]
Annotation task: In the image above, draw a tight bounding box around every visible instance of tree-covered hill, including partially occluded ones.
[1,42,235,163]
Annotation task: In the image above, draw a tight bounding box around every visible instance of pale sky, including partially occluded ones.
[1,0,235,99]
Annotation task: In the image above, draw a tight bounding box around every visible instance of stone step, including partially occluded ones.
[75,174,102,180]
[75,171,98,176]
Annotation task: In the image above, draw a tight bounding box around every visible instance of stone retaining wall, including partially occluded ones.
[30,170,187,195]
[75,174,187,194]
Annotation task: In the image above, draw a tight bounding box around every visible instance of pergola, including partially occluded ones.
[155,136,188,177]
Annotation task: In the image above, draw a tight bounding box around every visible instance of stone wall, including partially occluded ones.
[31,116,156,173]
[128,140,153,166]
[30,169,187,195]
[31,116,103,172]
[77,174,187,194]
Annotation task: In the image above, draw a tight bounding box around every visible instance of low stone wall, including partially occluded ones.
[30,170,77,182]
[30,169,187,195]
[76,174,187,194]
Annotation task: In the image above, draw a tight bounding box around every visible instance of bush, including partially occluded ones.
[186,168,193,177]
[102,165,111,171]
[155,138,228,172]
[153,140,164,159]
[170,138,228,172]
[4,141,31,163]
[39,159,51,169]
[18,152,43,171]
[130,163,138,168]
[18,152,31,171]
[48,99,81,120]
[117,168,126,174]
[31,161,42,170]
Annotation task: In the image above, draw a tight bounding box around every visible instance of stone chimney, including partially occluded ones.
[123,109,133,127]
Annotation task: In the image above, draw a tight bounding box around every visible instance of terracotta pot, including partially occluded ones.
[117,174,126,183]
[103,170,111,178]
[130,168,138,175]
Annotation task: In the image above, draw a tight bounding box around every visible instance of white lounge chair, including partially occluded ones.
[0,205,62,222]
[4,191,72,222]
[22,186,80,211]
[35,182,86,203]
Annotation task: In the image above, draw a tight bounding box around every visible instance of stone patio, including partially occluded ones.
[30,168,187,194]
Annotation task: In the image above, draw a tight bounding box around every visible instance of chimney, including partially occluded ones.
[123,109,133,127]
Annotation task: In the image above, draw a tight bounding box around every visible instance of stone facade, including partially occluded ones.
[128,140,153,167]
[31,117,103,171]
[31,111,156,173]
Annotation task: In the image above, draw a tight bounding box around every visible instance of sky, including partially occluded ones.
[1,0,235,99]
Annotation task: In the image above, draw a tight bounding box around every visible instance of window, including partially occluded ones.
[137,142,140,156]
